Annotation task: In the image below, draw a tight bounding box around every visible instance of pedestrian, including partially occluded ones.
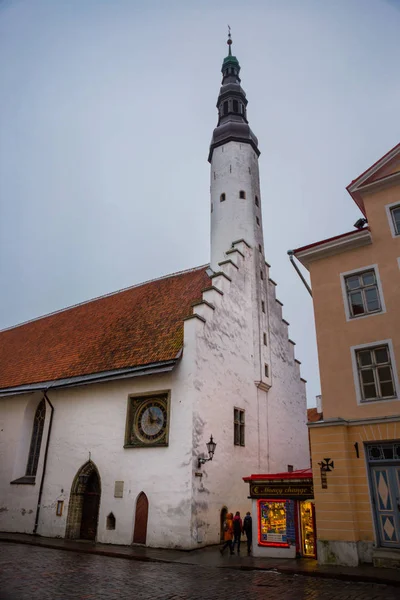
[220,512,234,555]
[232,511,243,554]
[243,511,253,555]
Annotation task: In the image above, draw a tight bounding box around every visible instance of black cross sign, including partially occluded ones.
[320,458,335,472]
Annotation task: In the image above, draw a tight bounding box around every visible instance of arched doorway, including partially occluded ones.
[133,492,148,545]
[220,506,228,542]
[65,461,101,541]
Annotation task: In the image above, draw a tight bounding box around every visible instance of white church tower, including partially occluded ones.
[209,32,270,394]
[209,32,263,268]
[187,33,310,545]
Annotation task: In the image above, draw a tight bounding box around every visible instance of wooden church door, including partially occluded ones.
[80,471,101,540]
[133,492,148,544]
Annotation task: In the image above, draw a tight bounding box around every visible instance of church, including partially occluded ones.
[0,37,309,549]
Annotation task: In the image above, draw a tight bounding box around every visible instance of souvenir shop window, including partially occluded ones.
[258,499,295,547]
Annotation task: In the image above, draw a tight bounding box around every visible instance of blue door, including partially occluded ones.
[371,465,400,548]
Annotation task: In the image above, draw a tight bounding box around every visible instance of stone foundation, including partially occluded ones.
[317,539,374,567]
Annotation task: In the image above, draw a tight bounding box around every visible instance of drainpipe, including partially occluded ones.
[33,391,54,535]
[287,250,313,297]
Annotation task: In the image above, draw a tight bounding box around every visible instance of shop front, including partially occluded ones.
[243,469,316,559]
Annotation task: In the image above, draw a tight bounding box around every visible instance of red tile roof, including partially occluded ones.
[307,407,323,423]
[347,142,400,216]
[0,266,211,390]
[243,468,313,481]
[292,228,368,255]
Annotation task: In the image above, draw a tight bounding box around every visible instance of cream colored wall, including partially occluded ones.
[309,181,400,420]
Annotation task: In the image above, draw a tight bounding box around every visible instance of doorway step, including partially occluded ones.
[373,548,400,569]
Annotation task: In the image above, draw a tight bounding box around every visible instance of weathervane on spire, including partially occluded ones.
[227,25,232,56]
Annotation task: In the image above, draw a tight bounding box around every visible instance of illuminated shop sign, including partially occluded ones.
[250,481,313,499]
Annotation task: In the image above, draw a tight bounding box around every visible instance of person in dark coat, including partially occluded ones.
[232,511,243,554]
[243,511,253,555]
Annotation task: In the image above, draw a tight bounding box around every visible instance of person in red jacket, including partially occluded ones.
[232,511,243,554]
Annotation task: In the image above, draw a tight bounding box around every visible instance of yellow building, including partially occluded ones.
[293,143,400,568]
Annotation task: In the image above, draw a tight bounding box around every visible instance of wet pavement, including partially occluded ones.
[2,532,400,587]
[0,542,399,600]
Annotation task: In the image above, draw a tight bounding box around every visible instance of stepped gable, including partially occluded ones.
[0,266,211,390]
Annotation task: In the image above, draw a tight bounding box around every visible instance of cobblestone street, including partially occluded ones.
[0,542,399,600]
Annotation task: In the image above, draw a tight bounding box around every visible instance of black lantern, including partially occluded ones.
[198,435,217,468]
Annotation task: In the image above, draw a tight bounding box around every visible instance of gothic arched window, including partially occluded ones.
[26,399,46,477]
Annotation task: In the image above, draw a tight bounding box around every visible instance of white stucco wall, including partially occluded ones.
[0,370,195,548]
[187,236,309,548]
[266,278,309,473]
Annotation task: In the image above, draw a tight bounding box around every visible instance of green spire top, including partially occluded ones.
[222,26,240,71]
[227,25,232,56]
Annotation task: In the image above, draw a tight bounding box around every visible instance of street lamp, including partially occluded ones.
[198,435,217,468]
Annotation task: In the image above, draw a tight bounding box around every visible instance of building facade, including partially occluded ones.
[0,38,309,549]
[294,143,400,567]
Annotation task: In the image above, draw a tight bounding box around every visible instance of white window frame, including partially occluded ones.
[351,339,400,406]
[340,264,386,322]
[385,201,400,238]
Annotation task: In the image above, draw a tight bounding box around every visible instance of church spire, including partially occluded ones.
[208,34,259,162]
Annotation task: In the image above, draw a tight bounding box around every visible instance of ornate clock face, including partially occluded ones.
[133,398,168,444]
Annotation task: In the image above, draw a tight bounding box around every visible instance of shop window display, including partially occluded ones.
[300,501,315,557]
[258,499,295,547]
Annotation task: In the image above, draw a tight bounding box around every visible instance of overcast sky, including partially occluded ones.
[1,0,399,407]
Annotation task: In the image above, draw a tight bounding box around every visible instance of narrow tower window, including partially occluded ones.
[234,409,245,446]
[258,244,262,252]
[220,193,226,202]
[255,196,259,206]
[260,270,264,280]
[261,301,265,313]
[239,190,246,199]
[263,333,267,346]
[233,100,239,113]
[256,217,260,226]
[223,101,228,115]
[265,364,269,378]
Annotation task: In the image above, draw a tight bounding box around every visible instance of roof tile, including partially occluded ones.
[0,266,211,390]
